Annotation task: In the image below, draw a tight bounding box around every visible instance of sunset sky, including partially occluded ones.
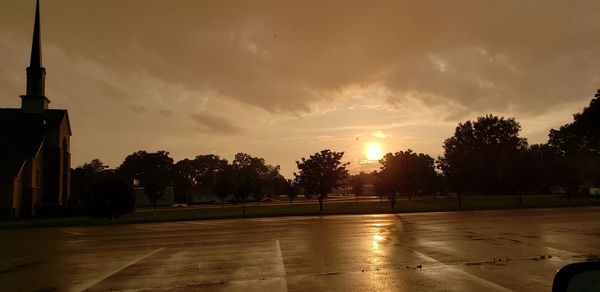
[1,0,599,177]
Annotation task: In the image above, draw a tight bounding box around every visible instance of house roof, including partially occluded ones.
[0,108,67,177]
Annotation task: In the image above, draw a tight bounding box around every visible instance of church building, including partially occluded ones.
[0,0,72,218]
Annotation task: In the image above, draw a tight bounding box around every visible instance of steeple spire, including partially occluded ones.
[30,0,42,68]
[21,0,50,113]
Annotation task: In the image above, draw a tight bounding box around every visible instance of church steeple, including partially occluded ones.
[30,0,42,69]
[21,0,50,113]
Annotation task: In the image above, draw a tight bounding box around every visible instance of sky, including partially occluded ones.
[1,0,599,178]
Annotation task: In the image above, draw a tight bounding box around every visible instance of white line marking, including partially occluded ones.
[412,249,513,292]
[275,240,288,292]
[180,221,209,225]
[74,247,165,292]
[62,230,84,235]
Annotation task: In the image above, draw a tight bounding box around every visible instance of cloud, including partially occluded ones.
[188,113,243,134]
[372,130,390,139]
[2,0,599,177]
[4,0,599,118]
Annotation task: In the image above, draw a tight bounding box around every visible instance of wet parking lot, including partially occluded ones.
[1,207,599,291]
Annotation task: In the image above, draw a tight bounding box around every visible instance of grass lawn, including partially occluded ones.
[1,195,599,229]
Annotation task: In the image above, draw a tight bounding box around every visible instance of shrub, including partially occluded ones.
[88,177,135,219]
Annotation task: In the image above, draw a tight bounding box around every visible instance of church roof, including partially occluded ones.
[0,108,67,177]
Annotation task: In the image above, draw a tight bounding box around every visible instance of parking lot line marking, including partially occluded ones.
[275,240,288,292]
[75,247,166,292]
[412,249,513,292]
[62,230,84,235]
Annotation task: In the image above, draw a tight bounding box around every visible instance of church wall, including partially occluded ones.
[42,147,60,206]
[30,147,44,215]
[43,116,70,205]
[0,177,15,218]
[13,170,24,218]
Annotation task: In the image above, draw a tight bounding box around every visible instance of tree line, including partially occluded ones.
[373,90,600,208]
[71,90,600,218]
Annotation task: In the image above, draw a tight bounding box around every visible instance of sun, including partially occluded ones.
[365,142,383,161]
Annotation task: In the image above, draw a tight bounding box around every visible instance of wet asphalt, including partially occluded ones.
[1,207,599,291]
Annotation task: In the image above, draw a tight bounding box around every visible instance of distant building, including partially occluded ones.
[0,1,71,218]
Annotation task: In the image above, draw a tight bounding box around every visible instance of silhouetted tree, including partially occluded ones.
[373,170,397,209]
[371,171,387,202]
[438,115,528,206]
[88,176,135,219]
[118,150,173,209]
[172,158,196,203]
[193,155,229,199]
[521,144,560,201]
[548,89,600,199]
[349,173,366,203]
[294,150,349,211]
[286,179,300,205]
[145,182,166,210]
[378,150,436,209]
[261,165,287,202]
[215,164,234,207]
[433,173,447,199]
[172,155,229,203]
[232,153,270,213]
[70,159,108,207]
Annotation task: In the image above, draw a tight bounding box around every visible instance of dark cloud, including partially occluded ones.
[3,0,599,117]
[1,0,599,176]
[189,113,242,134]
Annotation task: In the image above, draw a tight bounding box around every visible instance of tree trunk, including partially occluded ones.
[390,195,395,210]
[318,196,324,211]
[518,193,523,205]
[289,199,292,206]
[408,193,411,201]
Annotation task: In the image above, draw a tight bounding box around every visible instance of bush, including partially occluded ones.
[88,177,135,219]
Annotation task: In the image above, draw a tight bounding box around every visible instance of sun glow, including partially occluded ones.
[365,142,383,161]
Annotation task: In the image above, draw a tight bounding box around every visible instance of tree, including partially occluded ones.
[232,153,269,214]
[215,164,234,207]
[377,150,437,209]
[548,90,600,198]
[373,170,397,209]
[70,159,108,207]
[349,173,366,203]
[172,158,196,203]
[118,151,174,209]
[193,155,229,200]
[521,144,560,198]
[294,149,349,211]
[172,155,229,203]
[261,165,287,201]
[286,179,300,205]
[88,177,135,219]
[438,115,528,206]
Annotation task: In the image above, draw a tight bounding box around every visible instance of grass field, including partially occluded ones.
[1,195,599,229]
